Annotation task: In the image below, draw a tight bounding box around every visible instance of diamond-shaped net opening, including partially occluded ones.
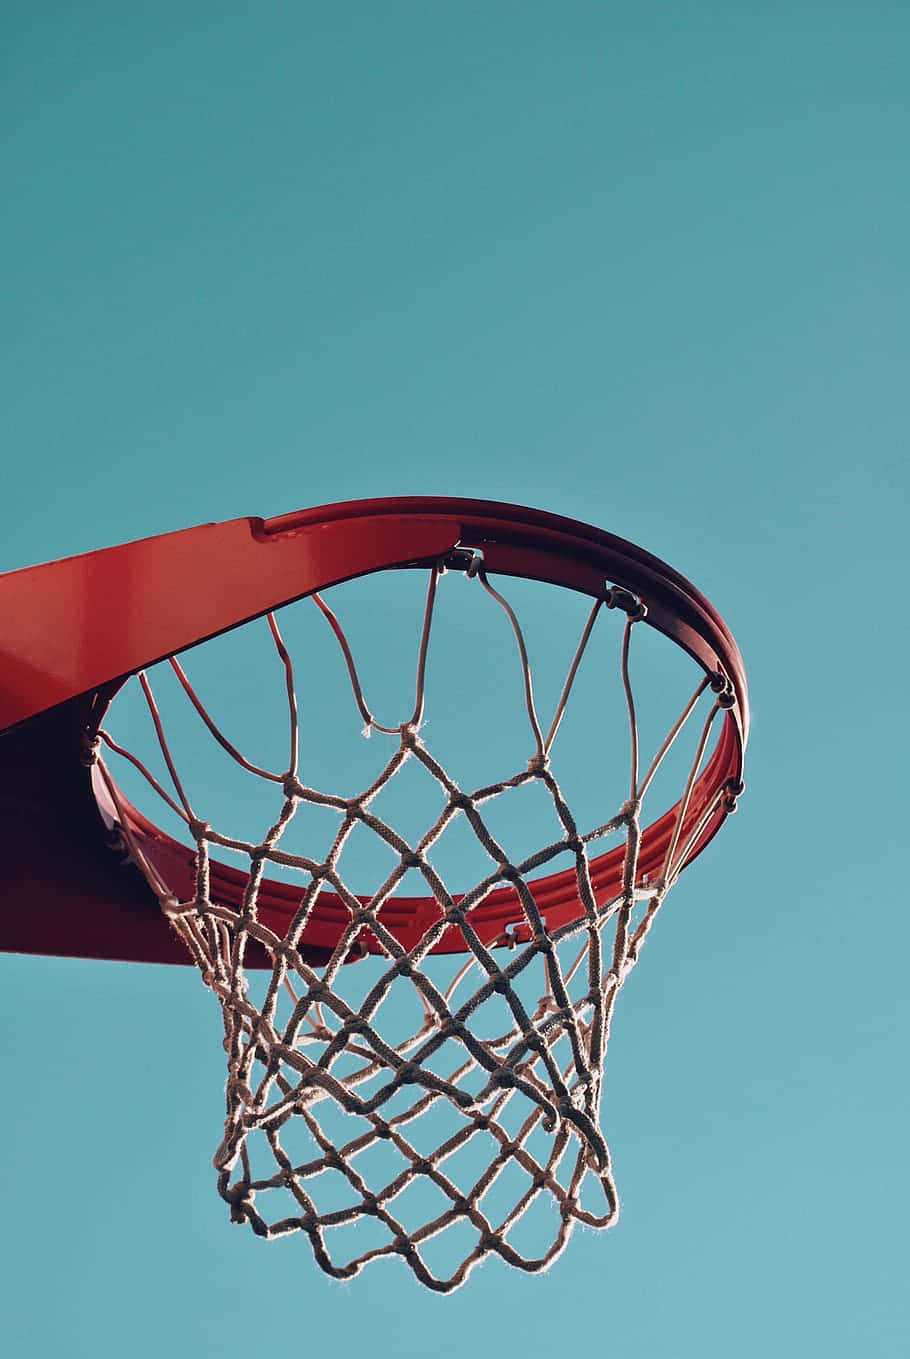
[89,558,734,1292]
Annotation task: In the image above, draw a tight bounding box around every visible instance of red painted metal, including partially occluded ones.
[0,498,748,965]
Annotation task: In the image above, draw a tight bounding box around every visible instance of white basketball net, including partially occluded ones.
[90,559,734,1292]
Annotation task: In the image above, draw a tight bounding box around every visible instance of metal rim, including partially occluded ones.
[96,497,748,956]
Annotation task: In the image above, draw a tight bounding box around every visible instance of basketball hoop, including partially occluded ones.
[0,498,747,1291]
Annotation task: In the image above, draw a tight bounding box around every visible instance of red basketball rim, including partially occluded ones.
[90,497,748,958]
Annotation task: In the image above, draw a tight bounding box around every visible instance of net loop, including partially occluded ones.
[604,585,647,621]
[81,732,101,766]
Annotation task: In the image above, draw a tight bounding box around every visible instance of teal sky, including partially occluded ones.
[2,3,908,1355]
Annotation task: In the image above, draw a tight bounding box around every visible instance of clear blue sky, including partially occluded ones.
[2,2,908,1355]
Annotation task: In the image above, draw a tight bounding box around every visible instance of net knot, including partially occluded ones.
[282,772,301,799]
[227,1188,254,1224]
[399,723,421,750]
[619,796,642,821]
[526,751,549,774]
[187,817,210,841]
[228,1078,254,1107]
[557,1093,587,1121]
